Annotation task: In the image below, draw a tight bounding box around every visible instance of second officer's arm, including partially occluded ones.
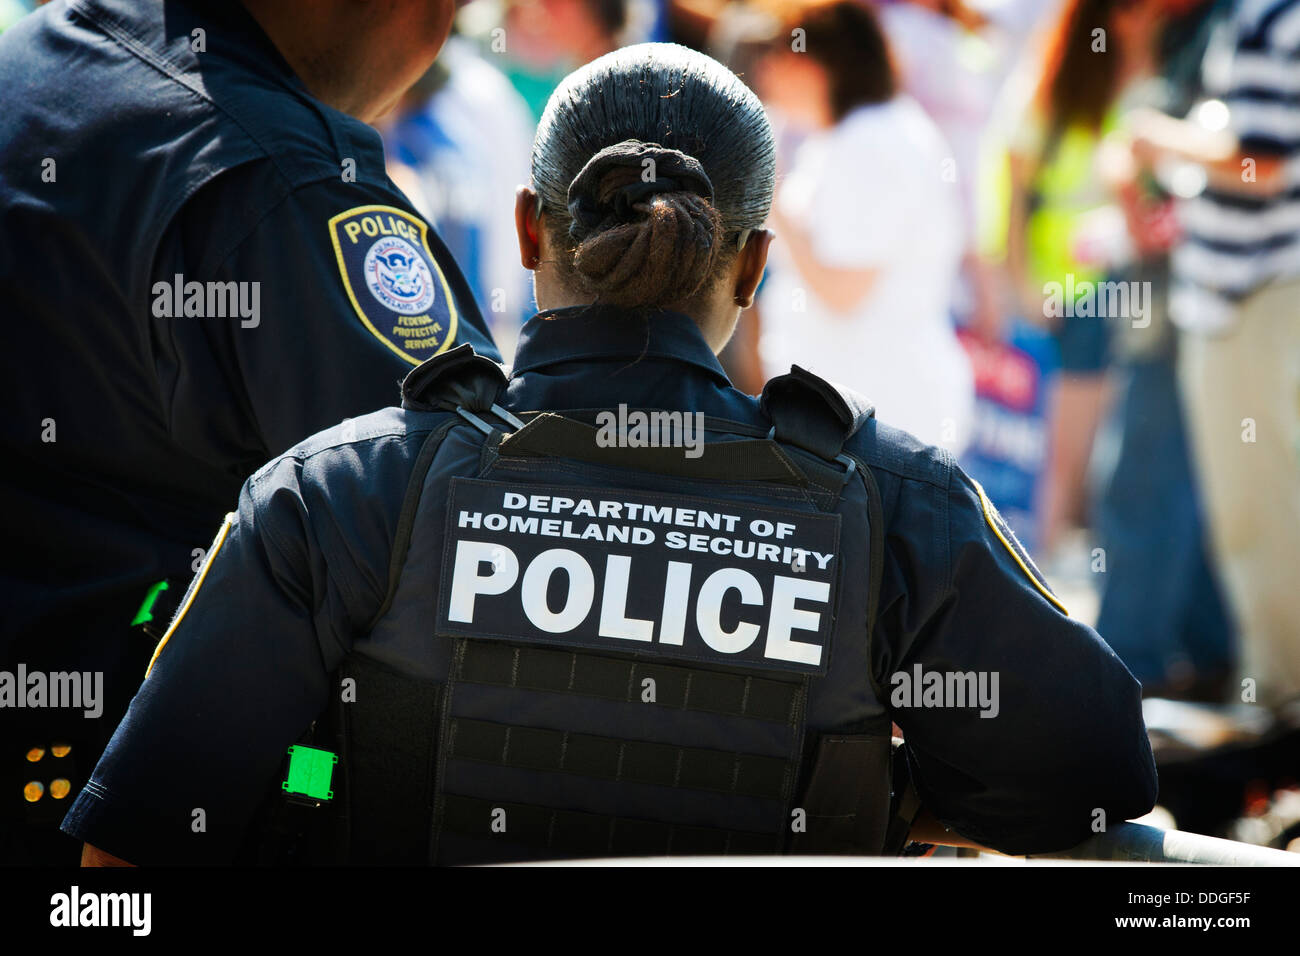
[149,168,500,470]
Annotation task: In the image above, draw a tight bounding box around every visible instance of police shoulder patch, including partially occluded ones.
[971,478,1069,616]
[328,204,459,366]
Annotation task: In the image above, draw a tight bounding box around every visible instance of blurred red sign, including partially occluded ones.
[957,330,1039,414]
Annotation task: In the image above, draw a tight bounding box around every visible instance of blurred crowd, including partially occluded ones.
[364,0,1300,845]
[366,0,1300,705]
[3,0,1296,846]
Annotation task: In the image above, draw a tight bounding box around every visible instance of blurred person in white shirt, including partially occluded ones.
[754,0,974,453]
[382,35,538,359]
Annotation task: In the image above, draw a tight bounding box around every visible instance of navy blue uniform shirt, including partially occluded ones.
[0,0,501,830]
[62,307,1158,862]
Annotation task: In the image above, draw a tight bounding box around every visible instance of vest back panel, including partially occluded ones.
[355,420,889,863]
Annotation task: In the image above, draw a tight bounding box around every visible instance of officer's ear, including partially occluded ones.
[732,228,773,309]
[515,186,542,270]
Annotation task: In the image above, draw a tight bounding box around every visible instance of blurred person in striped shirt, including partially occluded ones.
[1126,0,1300,709]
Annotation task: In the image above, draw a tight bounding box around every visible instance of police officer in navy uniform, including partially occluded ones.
[0,0,501,863]
[64,43,1157,866]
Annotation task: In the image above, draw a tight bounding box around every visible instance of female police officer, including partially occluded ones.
[64,43,1156,866]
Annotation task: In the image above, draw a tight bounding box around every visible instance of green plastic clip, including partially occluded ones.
[130,580,170,627]
[282,744,337,801]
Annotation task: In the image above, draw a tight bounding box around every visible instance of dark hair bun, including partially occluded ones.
[532,43,775,310]
[566,141,722,306]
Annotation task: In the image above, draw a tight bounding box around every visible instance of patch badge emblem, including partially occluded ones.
[971,478,1069,616]
[329,204,459,365]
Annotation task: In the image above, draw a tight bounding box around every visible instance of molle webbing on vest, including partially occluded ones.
[447,719,790,798]
[334,647,897,863]
[455,639,803,723]
[331,355,895,863]
[431,639,808,865]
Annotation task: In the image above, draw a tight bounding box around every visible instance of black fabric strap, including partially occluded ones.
[448,718,791,800]
[566,140,715,237]
[852,453,889,701]
[456,641,801,724]
[884,741,925,855]
[400,343,509,413]
[341,656,441,864]
[788,729,893,855]
[760,365,874,462]
[498,412,808,484]
[366,419,459,631]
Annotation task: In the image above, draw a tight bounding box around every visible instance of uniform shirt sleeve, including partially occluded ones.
[877,462,1158,854]
[149,169,501,468]
[57,434,396,865]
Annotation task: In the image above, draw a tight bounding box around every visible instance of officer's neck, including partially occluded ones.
[241,0,441,123]
[533,287,738,356]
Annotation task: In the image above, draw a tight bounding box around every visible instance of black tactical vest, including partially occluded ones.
[262,346,917,865]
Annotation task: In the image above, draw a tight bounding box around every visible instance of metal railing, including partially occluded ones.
[1031,822,1299,865]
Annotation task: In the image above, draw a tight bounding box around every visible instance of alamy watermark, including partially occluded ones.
[1043,276,1151,329]
[151,273,260,327]
[890,664,1000,718]
[1,664,102,718]
[50,886,151,936]
[595,404,706,459]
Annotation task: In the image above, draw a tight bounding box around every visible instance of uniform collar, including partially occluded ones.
[510,306,732,386]
[70,0,299,90]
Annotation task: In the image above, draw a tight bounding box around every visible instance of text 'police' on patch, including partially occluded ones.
[436,479,842,675]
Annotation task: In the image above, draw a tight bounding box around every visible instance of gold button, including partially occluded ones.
[50,779,71,800]
[51,743,72,758]
[23,781,44,802]
[25,747,45,762]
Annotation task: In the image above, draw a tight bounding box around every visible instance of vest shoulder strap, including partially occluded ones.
[400,342,526,433]
[364,345,521,629]
[400,343,508,414]
[761,364,886,648]
[759,364,875,463]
